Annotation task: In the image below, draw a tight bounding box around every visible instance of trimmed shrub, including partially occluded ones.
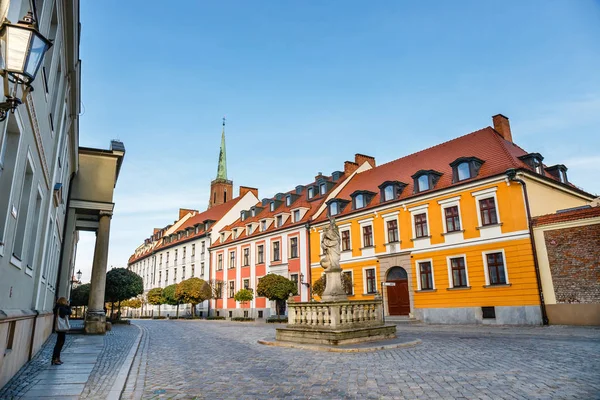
[152,316,166,320]
[207,316,226,320]
[266,317,288,323]
[231,317,255,322]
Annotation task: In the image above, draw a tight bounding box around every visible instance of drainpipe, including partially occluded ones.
[506,169,549,325]
[305,223,312,301]
[55,172,76,304]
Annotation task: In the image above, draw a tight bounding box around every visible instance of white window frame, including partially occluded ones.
[340,227,352,252]
[382,211,400,244]
[482,249,510,286]
[438,196,463,234]
[415,258,435,290]
[362,267,378,294]
[270,202,275,212]
[472,187,500,228]
[286,195,291,206]
[343,270,354,295]
[446,254,470,288]
[293,209,301,222]
[229,250,236,269]
[358,218,374,248]
[319,183,326,195]
[409,204,430,239]
[228,280,235,298]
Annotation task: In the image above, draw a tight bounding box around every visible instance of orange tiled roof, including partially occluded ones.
[532,205,600,227]
[314,127,584,223]
[128,196,245,264]
[211,173,346,247]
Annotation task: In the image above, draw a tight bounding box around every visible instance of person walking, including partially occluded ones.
[52,297,72,365]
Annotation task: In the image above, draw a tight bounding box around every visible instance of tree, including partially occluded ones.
[234,288,254,318]
[176,278,211,317]
[163,284,182,318]
[70,283,90,306]
[256,274,298,318]
[105,268,144,319]
[147,287,165,316]
[312,273,353,298]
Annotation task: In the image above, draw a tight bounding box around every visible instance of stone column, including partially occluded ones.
[84,211,112,334]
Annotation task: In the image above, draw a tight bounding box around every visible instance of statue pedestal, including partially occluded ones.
[321,268,348,302]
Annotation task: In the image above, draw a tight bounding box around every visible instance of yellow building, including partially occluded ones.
[309,115,595,324]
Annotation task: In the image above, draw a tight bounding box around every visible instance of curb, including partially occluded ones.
[106,324,143,400]
[257,338,422,352]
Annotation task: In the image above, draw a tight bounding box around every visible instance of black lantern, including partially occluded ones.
[76,269,82,282]
[0,11,52,121]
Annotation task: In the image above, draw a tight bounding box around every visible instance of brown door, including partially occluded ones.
[387,280,410,315]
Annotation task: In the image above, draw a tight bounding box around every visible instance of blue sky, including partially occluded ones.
[75,1,600,282]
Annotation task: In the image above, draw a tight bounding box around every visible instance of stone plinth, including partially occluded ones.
[84,311,106,334]
[276,300,397,345]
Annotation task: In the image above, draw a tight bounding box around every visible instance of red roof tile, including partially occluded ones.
[532,206,600,227]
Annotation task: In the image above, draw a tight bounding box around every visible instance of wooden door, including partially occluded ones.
[387,280,410,315]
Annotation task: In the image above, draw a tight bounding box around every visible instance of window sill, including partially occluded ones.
[241,265,250,268]
[447,286,471,291]
[363,293,378,296]
[483,283,511,288]
[360,246,375,250]
[341,249,352,253]
[411,236,432,241]
[476,223,503,230]
[289,256,299,259]
[442,230,465,236]
[384,241,402,245]
[416,289,437,293]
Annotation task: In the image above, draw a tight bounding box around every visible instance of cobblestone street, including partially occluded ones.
[124,320,600,400]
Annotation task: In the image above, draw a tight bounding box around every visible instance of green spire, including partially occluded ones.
[216,117,227,180]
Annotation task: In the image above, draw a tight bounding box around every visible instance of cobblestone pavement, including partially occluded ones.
[0,322,139,399]
[128,320,600,400]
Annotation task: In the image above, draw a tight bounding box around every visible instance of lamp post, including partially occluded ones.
[0,11,52,121]
[76,269,82,283]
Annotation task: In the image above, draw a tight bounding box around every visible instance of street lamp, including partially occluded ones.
[0,11,52,121]
[76,269,82,282]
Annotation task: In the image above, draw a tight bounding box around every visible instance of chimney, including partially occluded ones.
[344,161,359,175]
[315,172,323,181]
[239,186,258,198]
[355,153,376,168]
[492,114,512,142]
[179,208,198,220]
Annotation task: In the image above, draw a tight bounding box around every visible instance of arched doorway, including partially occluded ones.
[386,267,410,316]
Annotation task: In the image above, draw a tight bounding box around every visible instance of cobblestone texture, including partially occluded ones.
[130,320,600,399]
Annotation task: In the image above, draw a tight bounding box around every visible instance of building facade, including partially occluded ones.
[309,115,595,325]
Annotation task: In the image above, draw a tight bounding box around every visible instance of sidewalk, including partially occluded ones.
[0,321,141,400]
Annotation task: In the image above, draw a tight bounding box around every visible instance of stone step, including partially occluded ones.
[385,316,419,324]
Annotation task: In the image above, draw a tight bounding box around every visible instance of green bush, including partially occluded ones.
[152,316,166,320]
[266,317,288,323]
[231,317,255,322]
[112,319,131,325]
[207,316,226,320]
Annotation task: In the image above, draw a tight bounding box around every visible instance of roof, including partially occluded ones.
[532,205,600,227]
[128,195,245,264]
[211,173,347,247]
[314,126,586,223]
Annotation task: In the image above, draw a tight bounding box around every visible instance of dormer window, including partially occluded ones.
[233,229,238,238]
[293,210,301,222]
[378,181,407,203]
[247,225,253,235]
[220,233,225,242]
[412,170,443,193]
[450,157,484,183]
[251,208,256,217]
[518,153,544,176]
[276,215,283,227]
[270,202,275,212]
[350,190,376,210]
[286,195,291,206]
[330,202,339,216]
[320,183,327,195]
[308,187,315,199]
[241,211,246,221]
[261,220,267,231]
[545,164,568,184]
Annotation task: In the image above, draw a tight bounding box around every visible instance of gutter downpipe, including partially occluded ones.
[506,169,549,325]
[54,172,77,305]
[305,223,312,301]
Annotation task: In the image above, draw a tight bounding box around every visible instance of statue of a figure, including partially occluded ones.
[320,217,341,271]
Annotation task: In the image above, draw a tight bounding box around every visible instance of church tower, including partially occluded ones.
[208,118,233,209]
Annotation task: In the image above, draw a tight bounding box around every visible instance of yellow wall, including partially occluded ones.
[412,238,539,308]
[524,177,591,217]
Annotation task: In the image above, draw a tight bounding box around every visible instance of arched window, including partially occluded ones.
[387,266,408,280]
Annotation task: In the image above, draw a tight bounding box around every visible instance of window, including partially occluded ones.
[365,268,376,294]
[329,202,339,216]
[273,241,280,261]
[241,211,246,221]
[414,213,428,238]
[200,262,204,275]
[479,198,498,226]
[486,252,507,285]
[159,271,162,284]
[243,248,249,266]
[293,210,301,222]
[182,266,186,279]
[354,194,364,209]
[261,220,267,231]
[191,244,195,256]
[276,215,282,227]
[251,208,256,217]
[229,251,236,268]
[559,169,567,183]
[450,257,468,288]
[308,187,314,198]
[417,175,429,191]
[362,225,373,247]
[165,270,169,284]
[444,206,461,232]
[258,310,263,318]
[290,273,299,291]
[191,264,195,277]
[174,268,177,283]
[457,162,470,181]
[341,230,351,251]
[419,261,433,290]
[320,183,326,195]
[174,249,178,260]
[270,202,275,212]
[217,254,223,270]
[387,220,399,243]
[229,281,235,298]
[343,271,353,295]
[383,185,394,201]
[286,195,291,206]
[12,160,34,261]
[215,282,223,298]
[257,245,264,264]
[519,153,544,175]
[290,237,298,258]
[183,247,186,259]
[243,278,250,290]
[201,241,205,254]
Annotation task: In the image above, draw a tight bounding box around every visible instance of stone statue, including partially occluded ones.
[320,217,348,302]
[320,217,341,271]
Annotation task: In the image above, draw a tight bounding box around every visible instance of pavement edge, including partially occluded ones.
[106,324,143,400]
[257,338,422,352]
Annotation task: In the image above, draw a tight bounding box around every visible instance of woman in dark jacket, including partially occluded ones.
[52,297,72,365]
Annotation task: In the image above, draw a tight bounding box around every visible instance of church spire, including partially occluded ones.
[216,117,227,180]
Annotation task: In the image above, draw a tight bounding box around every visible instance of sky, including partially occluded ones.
[74,1,600,283]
